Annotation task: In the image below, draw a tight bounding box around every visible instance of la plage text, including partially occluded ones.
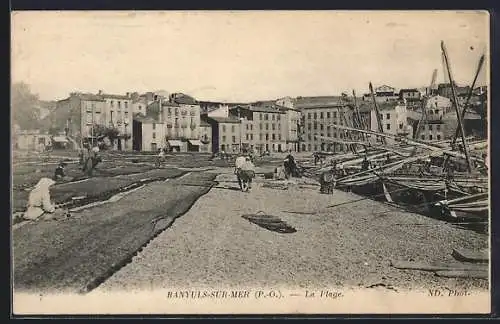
[166,290,251,299]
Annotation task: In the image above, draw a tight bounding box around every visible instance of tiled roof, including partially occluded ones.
[206,116,242,124]
[70,93,106,101]
[100,93,130,100]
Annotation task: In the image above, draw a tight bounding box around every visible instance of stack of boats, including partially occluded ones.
[307,128,488,222]
[301,41,488,224]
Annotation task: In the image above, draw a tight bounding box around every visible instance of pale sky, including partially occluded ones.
[11,10,489,102]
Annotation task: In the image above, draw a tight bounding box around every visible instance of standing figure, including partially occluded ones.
[239,156,256,191]
[234,153,247,190]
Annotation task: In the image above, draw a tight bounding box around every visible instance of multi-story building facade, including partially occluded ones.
[132,115,165,152]
[230,105,288,153]
[98,91,133,150]
[370,102,412,144]
[54,92,107,144]
[53,90,134,150]
[138,93,204,152]
[204,116,243,154]
[300,103,355,152]
[276,96,301,152]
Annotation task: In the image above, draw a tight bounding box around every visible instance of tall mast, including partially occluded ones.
[369,82,386,145]
[440,41,472,173]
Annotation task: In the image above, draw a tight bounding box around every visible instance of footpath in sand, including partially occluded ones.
[97,169,488,293]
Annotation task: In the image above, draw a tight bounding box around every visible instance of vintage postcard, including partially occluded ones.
[11,10,490,315]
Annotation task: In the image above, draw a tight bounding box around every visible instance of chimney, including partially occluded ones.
[98,90,103,95]
[126,92,130,98]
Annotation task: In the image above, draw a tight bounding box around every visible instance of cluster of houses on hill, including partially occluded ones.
[13,83,487,154]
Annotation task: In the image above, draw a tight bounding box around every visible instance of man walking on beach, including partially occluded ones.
[235,152,247,190]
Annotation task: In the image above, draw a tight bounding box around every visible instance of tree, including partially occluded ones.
[91,124,120,145]
[11,82,42,130]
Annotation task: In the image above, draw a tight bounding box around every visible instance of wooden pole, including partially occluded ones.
[441,40,473,173]
[450,54,485,147]
[352,89,367,142]
[415,69,437,139]
[369,82,386,145]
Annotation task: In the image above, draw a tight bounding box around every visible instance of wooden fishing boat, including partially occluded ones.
[435,192,489,220]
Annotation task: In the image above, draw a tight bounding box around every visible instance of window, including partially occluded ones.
[246,124,249,130]
[320,112,324,119]
[313,123,317,130]
[308,134,312,140]
[260,113,263,120]
[314,112,317,119]
[308,123,312,130]
[386,113,390,119]
[265,114,269,120]
[429,134,433,140]
[379,114,383,120]
[308,113,312,119]
[152,132,156,139]
[435,109,439,114]
[118,101,121,109]
[277,114,280,121]
[421,135,425,140]
[436,124,441,131]
[86,113,92,124]
[151,143,157,151]
[278,124,281,130]
[333,132,337,138]
[308,144,311,151]
[222,125,226,132]
[437,134,441,140]
[428,124,433,131]
[260,134,263,140]
[152,123,156,130]
[125,102,128,109]
[38,137,46,144]
[272,124,275,130]
[386,123,390,130]
[272,134,276,140]
[139,105,142,110]
[250,124,253,130]
[272,114,275,121]
[266,124,269,130]
[231,125,235,133]
[260,123,263,130]
[232,136,236,143]
[110,101,114,107]
[320,124,324,130]
[246,134,249,140]
[429,110,434,115]
[314,145,318,151]
[222,135,226,142]
[333,112,337,118]
[399,123,403,129]
[250,134,253,140]
[327,112,331,118]
[266,134,269,140]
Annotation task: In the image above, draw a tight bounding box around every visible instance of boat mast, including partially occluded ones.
[414,69,437,140]
[440,41,473,173]
[369,82,387,145]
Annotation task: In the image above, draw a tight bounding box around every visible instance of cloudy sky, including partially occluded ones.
[12,11,489,102]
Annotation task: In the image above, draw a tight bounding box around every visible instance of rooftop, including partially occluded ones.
[206,116,242,124]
